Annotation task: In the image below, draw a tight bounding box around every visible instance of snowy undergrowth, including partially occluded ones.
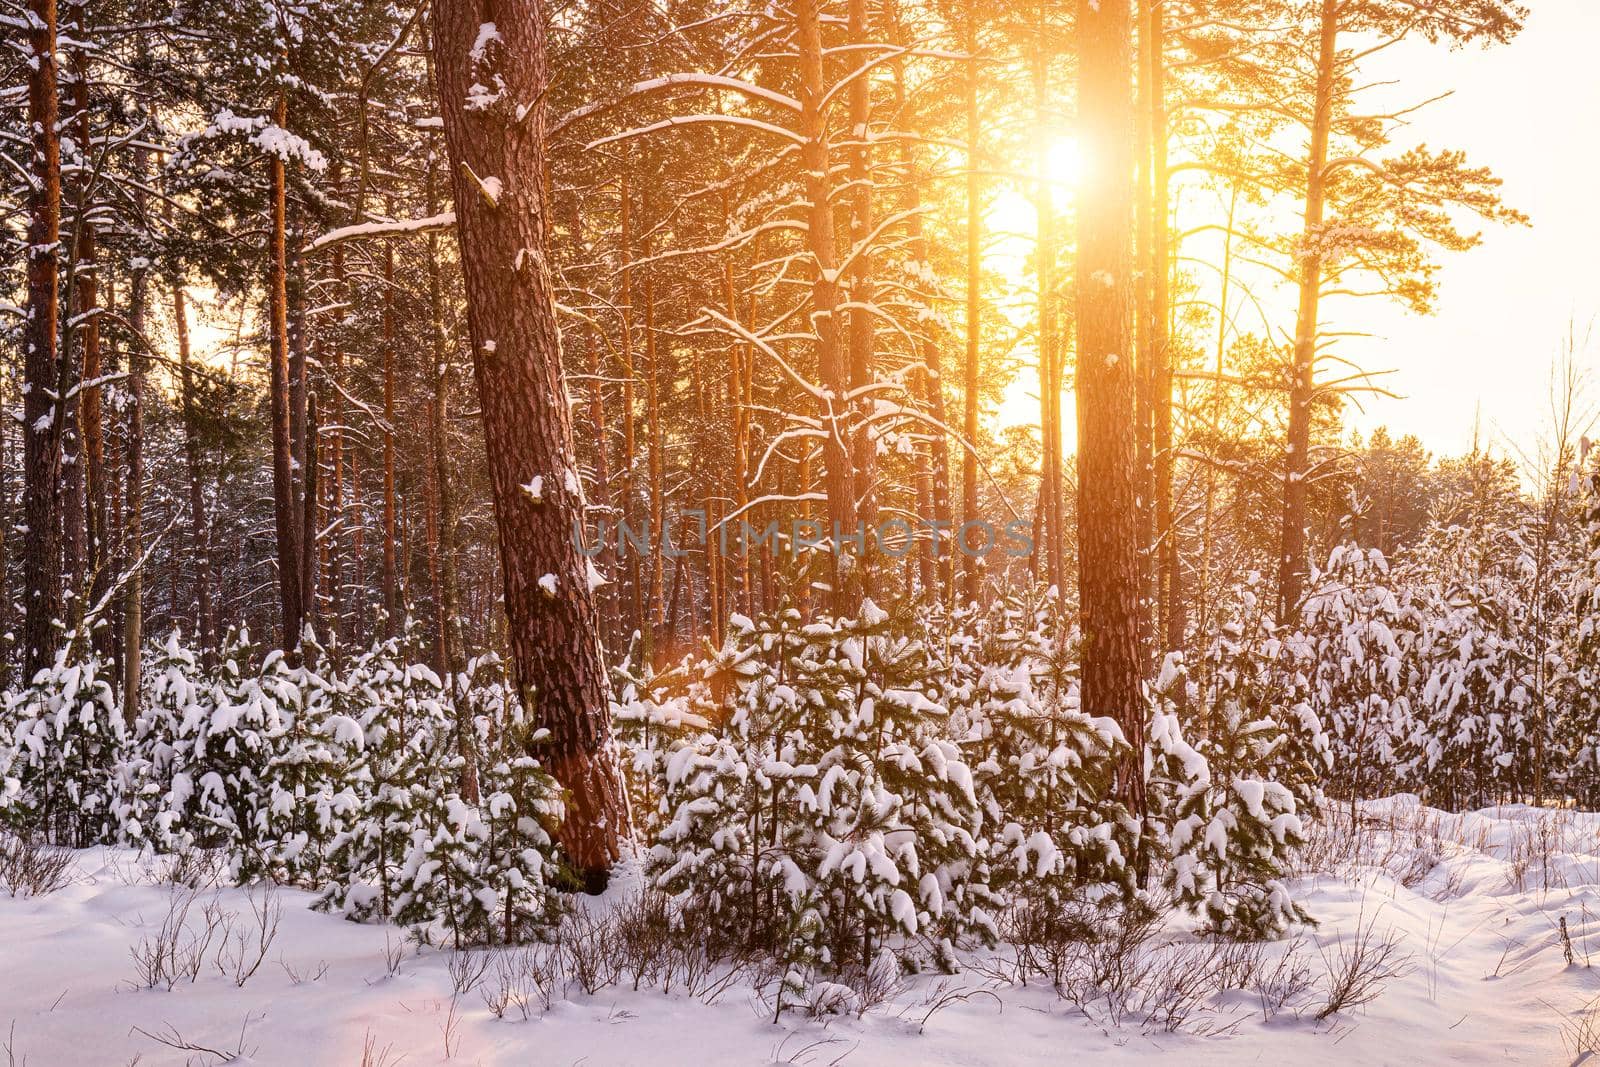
[0,797,1590,1066]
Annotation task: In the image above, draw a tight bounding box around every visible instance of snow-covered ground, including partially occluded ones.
[1,797,1592,1066]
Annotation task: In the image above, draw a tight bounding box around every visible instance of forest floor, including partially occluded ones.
[0,798,1593,1066]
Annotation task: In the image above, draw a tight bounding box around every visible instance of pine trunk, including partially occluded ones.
[1279,0,1338,621]
[796,0,861,615]
[122,265,145,722]
[382,218,399,635]
[71,14,109,651]
[1031,30,1064,593]
[1075,0,1146,818]
[960,3,982,607]
[618,180,643,644]
[1147,0,1179,655]
[846,0,877,534]
[268,91,305,652]
[22,0,63,679]
[174,286,216,658]
[433,0,630,885]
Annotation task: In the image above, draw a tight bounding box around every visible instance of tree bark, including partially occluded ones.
[796,0,862,615]
[426,150,476,800]
[22,0,63,679]
[889,48,955,598]
[643,269,664,642]
[618,179,643,643]
[122,265,145,723]
[722,257,753,615]
[70,8,109,653]
[289,226,312,635]
[1278,0,1338,621]
[1075,0,1146,819]
[433,0,630,885]
[268,90,305,652]
[174,286,216,659]
[1030,21,1064,593]
[325,163,347,637]
[960,2,982,607]
[845,0,877,533]
[382,214,400,635]
[1134,0,1156,644]
[1148,0,1179,655]
[303,393,320,634]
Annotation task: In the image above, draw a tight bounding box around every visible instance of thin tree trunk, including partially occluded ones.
[1133,0,1156,652]
[303,393,319,634]
[382,209,399,635]
[569,185,616,645]
[722,256,753,616]
[70,8,109,654]
[174,286,216,658]
[618,178,643,644]
[961,3,982,607]
[846,0,877,534]
[351,445,366,640]
[643,269,664,643]
[1148,0,1179,655]
[433,0,630,884]
[121,168,148,720]
[269,90,304,652]
[1031,25,1064,593]
[425,144,476,800]
[1279,0,1338,621]
[325,163,347,637]
[1200,185,1239,645]
[289,226,311,636]
[889,50,955,598]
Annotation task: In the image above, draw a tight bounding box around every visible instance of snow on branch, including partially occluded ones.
[551,74,801,137]
[586,114,806,151]
[693,307,825,405]
[620,218,807,273]
[302,212,456,255]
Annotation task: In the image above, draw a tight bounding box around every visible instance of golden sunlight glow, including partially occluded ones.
[1044,135,1085,196]
[983,134,1089,447]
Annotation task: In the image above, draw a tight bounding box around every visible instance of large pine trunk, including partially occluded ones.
[433,0,629,885]
[1075,0,1146,819]
[22,0,63,680]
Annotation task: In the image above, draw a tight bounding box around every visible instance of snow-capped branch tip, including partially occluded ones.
[301,212,457,256]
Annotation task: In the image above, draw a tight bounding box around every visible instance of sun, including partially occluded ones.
[1044,135,1086,194]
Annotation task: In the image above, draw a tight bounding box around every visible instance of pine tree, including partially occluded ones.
[2,645,125,847]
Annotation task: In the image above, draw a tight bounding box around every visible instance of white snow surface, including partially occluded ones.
[1,796,1594,1065]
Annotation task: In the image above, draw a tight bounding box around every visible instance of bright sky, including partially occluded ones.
[1339,0,1600,459]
